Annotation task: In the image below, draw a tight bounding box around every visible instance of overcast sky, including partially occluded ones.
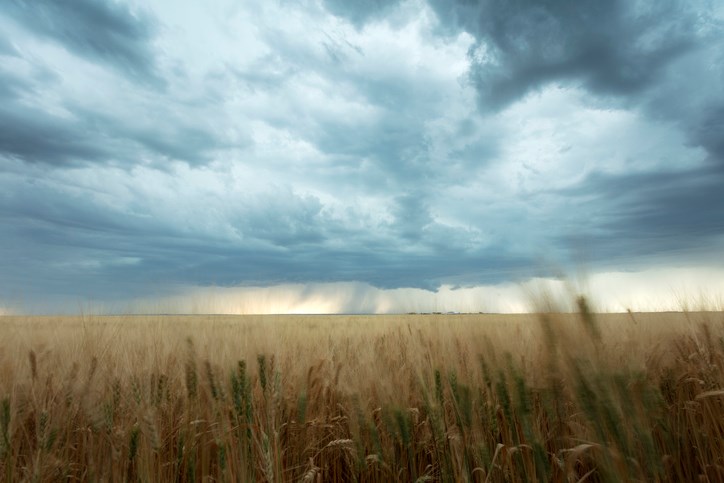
[1,0,723,314]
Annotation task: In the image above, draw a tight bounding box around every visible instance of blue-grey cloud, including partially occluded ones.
[0,101,225,167]
[0,60,229,166]
[0,173,530,306]
[0,47,111,165]
[321,0,404,28]
[1,0,161,85]
[73,105,229,167]
[230,20,500,203]
[692,105,724,163]
[231,33,440,185]
[319,0,707,107]
[552,163,724,267]
[390,193,433,241]
[0,32,16,55]
[1,0,722,312]
[426,1,724,168]
[415,0,724,271]
[428,0,703,109]
[0,95,110,166]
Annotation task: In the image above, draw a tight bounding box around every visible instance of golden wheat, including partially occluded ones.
[0,309,722,481]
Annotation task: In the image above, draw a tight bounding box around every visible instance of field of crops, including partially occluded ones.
[1,307,722,482]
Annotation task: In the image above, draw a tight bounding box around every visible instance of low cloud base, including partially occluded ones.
[5,266,714,315]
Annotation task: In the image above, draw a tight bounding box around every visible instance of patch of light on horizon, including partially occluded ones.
[119,265,724,315]
[585,267,724,312]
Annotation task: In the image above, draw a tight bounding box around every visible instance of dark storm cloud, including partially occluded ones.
[0,68,29,100]
[150,240,530,291]
[73,106,227,167]
[318,0,704,108]
[1,0,161,85]
[0,177,268,302]
[0,32,17,54]
[0,187,143,303]
[0,103,109,166]
[2,0,722,312]
[0,169,529,307]
[692,105,724,164]
[310,114,433,188]
[321,0,404,27]
[426,0,724,176]
[555,164,724,263]
[234,29,442,187]
[0,4,226,168]
[414,0,724,271]
[0,64,226,166]
[0,41,59,99]
[422,0,724,177]
[232,24,497,198]
[0,100,222,167]
[391,193,433,241]
[428,0,702,110]
[233,191,327,247]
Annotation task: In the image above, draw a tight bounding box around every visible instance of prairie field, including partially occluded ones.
[0,308,723,482]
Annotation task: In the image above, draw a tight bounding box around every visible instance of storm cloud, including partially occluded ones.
[1,0,161,84]
[0,0,722,313]
[430,0,705,107]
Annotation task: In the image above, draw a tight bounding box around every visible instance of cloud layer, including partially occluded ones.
[1,0,723,312]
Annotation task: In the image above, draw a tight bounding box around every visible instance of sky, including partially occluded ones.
[1,0,723,314]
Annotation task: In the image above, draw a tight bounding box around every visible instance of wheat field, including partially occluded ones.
[0,307,722,482]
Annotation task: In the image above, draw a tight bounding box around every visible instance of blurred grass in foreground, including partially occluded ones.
[0,305,722,482]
